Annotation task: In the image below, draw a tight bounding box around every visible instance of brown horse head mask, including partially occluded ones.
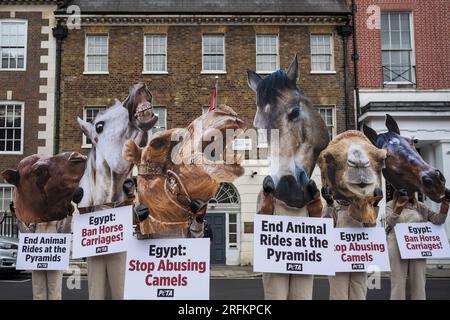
[364,114,447,202]
[1,152,87,224]
[123,106,246,234]
[318,131,386,224]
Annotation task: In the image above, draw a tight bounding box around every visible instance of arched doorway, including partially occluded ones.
[206,183,241,265]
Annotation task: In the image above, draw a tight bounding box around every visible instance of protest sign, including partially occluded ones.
[333,227,390,272]
[124,238,210,300]
[253,214,335,275]
[72,205,133,258]
[394,222,450,259]
[16,233,71,270]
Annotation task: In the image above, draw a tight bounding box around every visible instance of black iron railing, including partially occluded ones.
[0,212,18,238]
[382,65,416,85]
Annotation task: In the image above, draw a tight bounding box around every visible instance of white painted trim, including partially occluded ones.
[202,33,226,73]
[84,33,109,73]
[310,71,337,74]
[83,71,109,75]
[0,19,28,72]
[255,33,279,74]
[0,101,24,155]
[143,33,168,73]
[309,32,335,73]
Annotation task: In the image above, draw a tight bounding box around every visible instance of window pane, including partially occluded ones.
[229,224,237,233]
[229,214,237,223]
[86,35,108,72]
[229,234,237,244]
[0,104,22,152]
[83,106,106,145]
[152,107,167,134]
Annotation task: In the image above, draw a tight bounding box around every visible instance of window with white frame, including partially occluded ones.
[152,107,167,133]
[310,34,334,72]
[256,34,279,73]
[0,20,27,70]
[381,12,414,83]
[85,34,108,73]
[82,106,106,147]
[0,102,23,153]
[202,34,225,72]
[228,213,238,248]
[144,34,167,73]
[0,185,13,212]
[317,106,336,139]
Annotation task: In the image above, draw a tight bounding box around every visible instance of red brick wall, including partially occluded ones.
[60,24,352,154]
[350,0,450,89]
[0,11,48,178]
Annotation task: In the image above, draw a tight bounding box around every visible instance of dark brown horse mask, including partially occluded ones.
[364,114,448,203]
[1,152,87,224]
[318,131,386,224]
[123,106,246,235]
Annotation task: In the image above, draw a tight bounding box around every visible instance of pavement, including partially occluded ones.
[62,259,450,279]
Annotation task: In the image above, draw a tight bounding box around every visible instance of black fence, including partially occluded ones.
[0,212,18,238]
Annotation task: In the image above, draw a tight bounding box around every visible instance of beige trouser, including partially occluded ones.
[87,252,126,300]
[388,236,426,300]
[32,270,63,300]
[263,273,313,300]
[329,272,367,300]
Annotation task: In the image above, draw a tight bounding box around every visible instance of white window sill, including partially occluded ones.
[201,70,227,74]
[83,71,109,75]
[310,71,337,74]
[383,81,415,85]
[0,151,23,155]
[81,144,93,149]
[0,68,26,72]
[256,70,277,75]
[142,71,168,75]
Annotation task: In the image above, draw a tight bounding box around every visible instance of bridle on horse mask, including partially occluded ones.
[137,163,208,223]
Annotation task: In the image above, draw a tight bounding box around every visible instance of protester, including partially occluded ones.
[322,188,380,300]
[386,190,449,300]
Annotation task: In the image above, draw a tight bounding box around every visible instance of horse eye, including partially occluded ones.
[95,121,105,134]
[288,107,300,121]
[413,139,419,145]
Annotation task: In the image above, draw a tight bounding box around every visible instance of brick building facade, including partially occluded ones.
[351,0,450,248]
[56,0,352,265]
[0,1,59,216]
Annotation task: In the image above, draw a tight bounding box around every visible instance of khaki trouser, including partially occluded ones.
[32,270,63,300]
[87,252,126,300]
[388,235,426,300]
[329,272,367,300]
[263,273,313,300]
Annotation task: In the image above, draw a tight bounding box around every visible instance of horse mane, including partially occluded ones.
[329,130,372,146]
[256,70,298,107]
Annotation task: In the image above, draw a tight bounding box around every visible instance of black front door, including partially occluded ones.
[207,213,226,264]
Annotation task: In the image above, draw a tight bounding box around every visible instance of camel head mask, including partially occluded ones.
[318,131,386,224]
[1,152,87,224]
[123,105,246,234]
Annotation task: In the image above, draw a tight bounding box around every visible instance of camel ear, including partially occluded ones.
[77,117,94,141]
[247,70,262,93]
[363,124,379,146]
[286,53,298,83]
[2,169,20,186]
[122,139,142,165]
[385,114,400,134]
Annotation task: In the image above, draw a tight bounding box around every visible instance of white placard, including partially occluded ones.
[333,227,390,272]
[253,214,335,275]
[394,222,450,259]
[16,233,71,271]
[72,206,133,258]
[124,238,210,300]
[232,138,252,151]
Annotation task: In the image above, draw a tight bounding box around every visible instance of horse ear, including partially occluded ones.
[286,54,298,83]
[122,139,142,165]
[1,169,20,186]
[77,117,94,141]
[363,124,379,146]
[385,114,400,134]
[247,70,262,93]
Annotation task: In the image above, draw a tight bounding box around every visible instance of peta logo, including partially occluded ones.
[96,246,108,254]
[421,251,432,257]
[286,263,303,272]
[352,263,365,270]
[37,263,48,269]
[157,289,174,297]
